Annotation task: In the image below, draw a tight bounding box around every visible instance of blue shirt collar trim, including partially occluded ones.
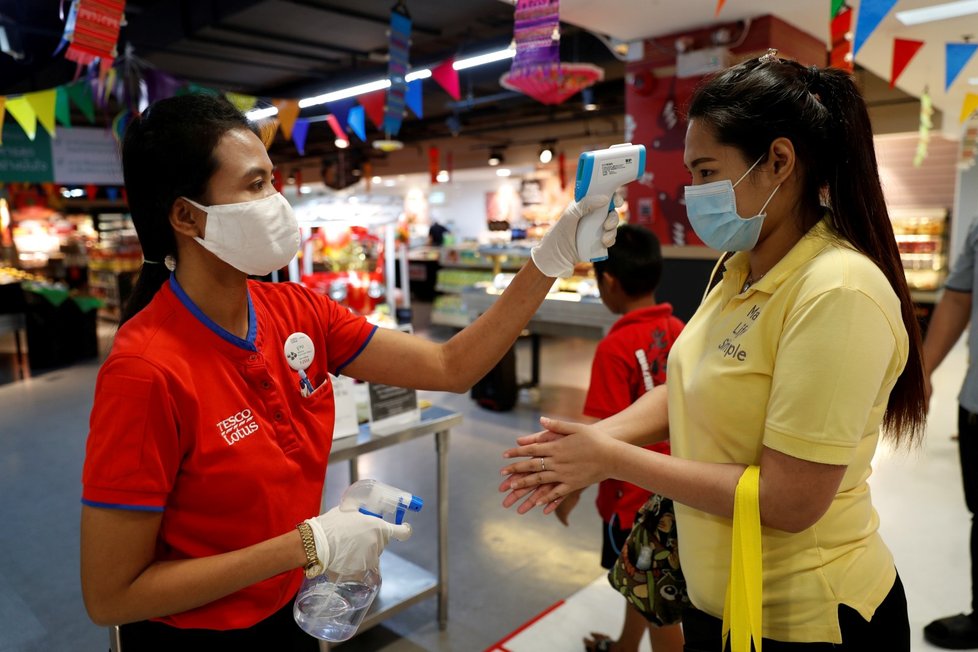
[169,274,257,351]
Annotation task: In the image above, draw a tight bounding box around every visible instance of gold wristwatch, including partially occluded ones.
[296,522,324,579]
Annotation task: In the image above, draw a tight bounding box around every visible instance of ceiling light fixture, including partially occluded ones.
[246,48,515,120]
[334,138,350,149]
[488,148,504,167]
[496,168,512,177]
[896,0,978,25]
[539,141,554,164]
[582,87,599,112]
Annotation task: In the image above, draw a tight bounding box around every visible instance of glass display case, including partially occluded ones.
[890,207,949,292]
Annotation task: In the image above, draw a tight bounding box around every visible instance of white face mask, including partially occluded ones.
[185,193,300,276]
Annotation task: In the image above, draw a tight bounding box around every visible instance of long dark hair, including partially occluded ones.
[119,94,258,324]
[688,57,926,447]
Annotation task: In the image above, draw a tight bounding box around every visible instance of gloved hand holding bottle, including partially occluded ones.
[295,480,422,642]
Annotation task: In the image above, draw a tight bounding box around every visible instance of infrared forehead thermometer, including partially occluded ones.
[574,143,647,262]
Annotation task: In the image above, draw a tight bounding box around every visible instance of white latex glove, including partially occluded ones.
[306,507,412,574]
[530,193,622,278]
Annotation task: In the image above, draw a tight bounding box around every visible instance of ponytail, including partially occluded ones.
[688,57,926,447]
[119,93,257,325]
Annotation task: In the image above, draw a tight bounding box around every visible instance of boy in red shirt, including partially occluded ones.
[556,224,684,652]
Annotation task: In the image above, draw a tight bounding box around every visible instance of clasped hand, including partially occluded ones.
[499,417,614,515]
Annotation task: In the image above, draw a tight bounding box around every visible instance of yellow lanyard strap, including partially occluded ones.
[722,465,763,652]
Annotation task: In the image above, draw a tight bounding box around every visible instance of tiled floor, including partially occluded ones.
[0,306,973,651]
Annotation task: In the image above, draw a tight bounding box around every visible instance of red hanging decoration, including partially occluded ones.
[891,39,925,88]
[431,59,461,100]
[558,151,567,190]
[85,183,98,201]
[829,7,854,72]
[272,169,284,193]
[64,0,127,67]
[428,146,440,184]
[358,91,387,130]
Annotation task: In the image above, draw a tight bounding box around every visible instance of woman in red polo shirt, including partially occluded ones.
[80,94,618,650]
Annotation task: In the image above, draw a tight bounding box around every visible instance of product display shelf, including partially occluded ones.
[890,207,949,293]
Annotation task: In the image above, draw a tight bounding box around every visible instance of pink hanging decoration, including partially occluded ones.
[500,0,603,105]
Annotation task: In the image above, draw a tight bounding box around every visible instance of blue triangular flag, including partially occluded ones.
[292,118,310,156]
[947,43,978,91]
[853,0,898,55]
[325,98,357,132]
[406,80,423,119]
[348,105,367,142]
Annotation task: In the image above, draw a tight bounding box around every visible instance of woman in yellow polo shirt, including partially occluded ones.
[499,51,926,651]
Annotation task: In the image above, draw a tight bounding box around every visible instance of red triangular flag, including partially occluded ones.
[358,91,386,130]
[715,0,726,17]
[432,59,461,101]
[891,39,924,88]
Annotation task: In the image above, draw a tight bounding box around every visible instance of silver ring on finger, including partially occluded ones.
[540,457,547,472]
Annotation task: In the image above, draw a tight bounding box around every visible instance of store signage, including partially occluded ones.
[367,382,420,434]
[51,127,123,185]
[0,125,53,182]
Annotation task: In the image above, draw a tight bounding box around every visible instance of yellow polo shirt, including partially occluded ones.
[667,219,908,643]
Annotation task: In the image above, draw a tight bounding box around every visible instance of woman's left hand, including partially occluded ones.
[500,417,616,514]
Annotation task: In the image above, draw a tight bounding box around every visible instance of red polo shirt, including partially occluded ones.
[82,276,376,629]
[583,304,683,529]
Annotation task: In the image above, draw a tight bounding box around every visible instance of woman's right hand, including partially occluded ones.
[306,508,412,573]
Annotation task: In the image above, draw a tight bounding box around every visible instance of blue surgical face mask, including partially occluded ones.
[684,154,781,251]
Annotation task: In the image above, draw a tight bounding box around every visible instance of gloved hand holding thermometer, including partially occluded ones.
[530,143,646,278]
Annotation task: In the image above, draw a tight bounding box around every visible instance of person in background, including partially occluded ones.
[79,93,620,650]
[555,224,684,652]
[919,215,978,650]
[428,219,450,246]
[499,52,926,651]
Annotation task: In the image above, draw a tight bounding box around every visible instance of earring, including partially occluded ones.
[164,255,177,271]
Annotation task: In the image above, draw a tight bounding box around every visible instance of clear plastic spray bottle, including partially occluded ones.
[293,480,423,642]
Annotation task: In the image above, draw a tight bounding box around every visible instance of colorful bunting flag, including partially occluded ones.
[348,105,367,141]
[325,98,357,132]
[273,99,301,140]
[65,81,95,123]
[6,96,37,141]
[432,59,461,100]
[55,86,72,127]
[258,118,279,149]
[853,0,898,56]
[384,7,412,136]
[406,79,423,118]
[27,89,58,138]
[831,0,846,18]
[961,92,978,123]
[947,43,978,91]
[225,92,257,113]
[891,39,924,88]
[830,7,854,72]
[110,109,130,142]
[325,114,347,144]
[358,91,387,129]
[292,118,310,156]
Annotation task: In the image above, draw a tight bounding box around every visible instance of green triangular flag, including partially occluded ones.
[831,0,845,18]
[55,86,72,128]
[65,82,95,123]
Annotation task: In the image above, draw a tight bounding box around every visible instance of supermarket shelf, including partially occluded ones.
[894,234,943,241]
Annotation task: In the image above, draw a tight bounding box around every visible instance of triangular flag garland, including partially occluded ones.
[891,39,924,88]
[358,90,387,130]
[6,97,38,141]
[292,118,310,156]
[961,92,978,124]
[947,43,978,91]
[325,114,347,143]
[831,0,846,19]
[406,79,423,118]
[55,86,72,128]
[27,89,58,138]
[384,7,412,136]
[853,0,898,56]
[432,59,461,101]
[65,81,95,123]
[273,99,301,140]
[348,105,367,141]
[830,7,855,72]
[225,92,257,113]
[325,98,357,132]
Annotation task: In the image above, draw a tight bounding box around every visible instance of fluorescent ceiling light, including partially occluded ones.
[245,48,513,122]
[896,0,978,25]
